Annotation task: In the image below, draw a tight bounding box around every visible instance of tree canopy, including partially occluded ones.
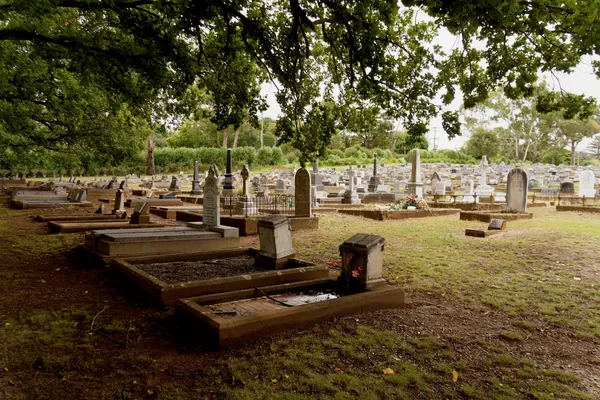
[1,0,599,168]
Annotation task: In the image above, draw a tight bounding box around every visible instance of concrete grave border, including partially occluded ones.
[110,248,329,306]
[175,212,318,235]
[555,205,600,213]
[459,211,533,223]
[337,208,460,221]
[176,278,404,348]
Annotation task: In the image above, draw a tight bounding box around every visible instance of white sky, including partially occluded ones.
[260,29,600,152]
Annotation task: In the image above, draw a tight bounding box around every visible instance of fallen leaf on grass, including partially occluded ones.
[383,368,395,375]
[452,370,459,382]
[271,379,278,383]
[147,390,154,395]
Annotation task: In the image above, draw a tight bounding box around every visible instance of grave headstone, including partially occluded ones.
[241,165,250,196]
[579,170,595,197]
[339,233,386,291]
[506,168,528,213]
[223,149,234,194]
[190,160,202,195]
[294,168,312,217]
[202,168,220,228]
[368,154,381,192]
[407,149,423,197]
[560,182,575,194]
[113,189,126,213]
[130,202,150,224]
[169,176,180,190]
[257,215,295,269]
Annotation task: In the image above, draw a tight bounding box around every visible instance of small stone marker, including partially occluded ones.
[202,168,220,228]
[257,215,295,269]
[95,204,104,214]
[339,233,386,291]
[294,167,311,217]
[130,202,150,224]
[488,219,506,230]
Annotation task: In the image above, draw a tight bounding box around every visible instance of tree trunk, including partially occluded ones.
[146,138,156,176]
[531,141,538,163]
[571,140,576,166]
[233,128,239,148]
[514,136,519,161]
[222,128,229,148]
[522,140,531,163]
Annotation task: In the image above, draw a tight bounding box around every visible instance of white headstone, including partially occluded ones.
[202,169,220,228]
[579,170,596,198]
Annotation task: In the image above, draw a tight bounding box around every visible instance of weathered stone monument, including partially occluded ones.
[257,215,295,269]
[169,176,179,190]
[113,189,126,214]
[233,165,256,215]
[294,167,312,217]
[223,149,234,195]
[190,160,202,195]
[130,202,150,224]
[431,171,441,195]
[202,168,220,229]
[407,149,423,197]
[506,168,528,213]
[579,170,595,198]
[343,168,360,204]
[368,154,381,193]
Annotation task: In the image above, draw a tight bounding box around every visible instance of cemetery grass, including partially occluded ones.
[0,195,598,400]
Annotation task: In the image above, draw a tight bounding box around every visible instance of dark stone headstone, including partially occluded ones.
[560,182,574,194]
[294,168,311,217]
[223,149,234,192]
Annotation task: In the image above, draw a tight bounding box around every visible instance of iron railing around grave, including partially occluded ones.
[220,194,314,218]
[556,194,598,206]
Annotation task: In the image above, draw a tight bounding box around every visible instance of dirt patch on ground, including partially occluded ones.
[137,255,262,284]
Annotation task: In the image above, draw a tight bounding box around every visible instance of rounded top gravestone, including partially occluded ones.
[506,168,528,213]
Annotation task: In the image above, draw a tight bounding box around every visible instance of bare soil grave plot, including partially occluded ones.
[0,194,599,399]
[111,250,328,305]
